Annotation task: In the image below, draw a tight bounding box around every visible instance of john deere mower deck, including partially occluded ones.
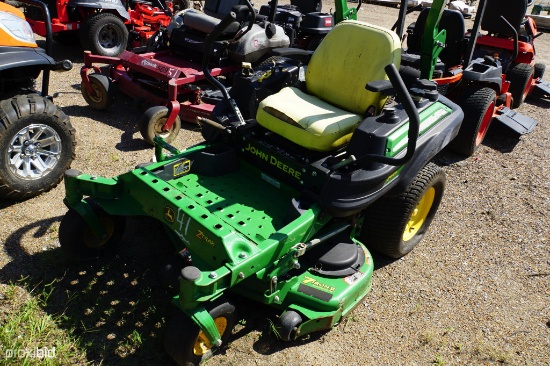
[59,6,463,365]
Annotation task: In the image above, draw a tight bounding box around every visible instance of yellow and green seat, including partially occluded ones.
[256,20,402,152]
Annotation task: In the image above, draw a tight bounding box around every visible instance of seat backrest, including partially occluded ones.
[481,0,527,36]
[305,21,401,116]
[407,8,465,68]
[203,0,246,19]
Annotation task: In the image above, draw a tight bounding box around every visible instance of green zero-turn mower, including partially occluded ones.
[58,3,463,365]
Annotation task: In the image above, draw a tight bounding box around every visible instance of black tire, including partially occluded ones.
[53,30,80,45]
[448,86,496,156]
[0,95,76,200]
[361,163,446,259]
[81,74,116,110]
[534,62,546,80]
[164,299,237,366]
[507,63,534,108]
[139,106,181,145]
[277,311,302,341]
[59,198,126,259]
[80,13,129,57]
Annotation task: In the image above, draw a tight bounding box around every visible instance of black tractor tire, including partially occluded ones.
[80,13,129,57]
[53,30,80,45]
[81,74,116,110]
[534,63,546,80]
[165,299,237,366]
[0,95,76,200]
[59,198,126,259]
[139,106,181,145]
[448,86,496,156]
[507,63,534,108]
[361,163,446,259]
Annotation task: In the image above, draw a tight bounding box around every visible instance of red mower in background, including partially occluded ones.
[80,0,291,144]
[7,0,173,56]
[474,0,550,106]
[401,0,537,156]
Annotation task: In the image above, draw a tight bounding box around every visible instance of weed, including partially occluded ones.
[432,355,446,365]
[420,330,437,345]
[267,318,282,340]
[129,330,143,347]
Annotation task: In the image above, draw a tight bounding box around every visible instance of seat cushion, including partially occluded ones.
[256,87,362,152]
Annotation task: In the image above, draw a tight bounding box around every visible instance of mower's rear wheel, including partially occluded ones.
[139,106,181,145]
[507,63,534,108]
[534,63,546,80]
[80,13,129,57]
[59,198,126,259]
[165,299,237,366]
[448,86,496,156]
[361,163,445,259]
[81,74,116,110]
[0,95,76,200]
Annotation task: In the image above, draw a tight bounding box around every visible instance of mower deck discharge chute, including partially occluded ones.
[59,6,463,365]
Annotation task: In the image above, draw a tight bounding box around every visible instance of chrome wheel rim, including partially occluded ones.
[8,123,62,180]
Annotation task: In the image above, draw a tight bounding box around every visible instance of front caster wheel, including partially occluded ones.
[361,163,445,259]
[164,299,237,366]
[139,106,181,145]
[59,198,126,259]
[276,310,303,341]
[81,74,116,110]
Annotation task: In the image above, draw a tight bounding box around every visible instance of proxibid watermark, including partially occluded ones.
[4,347,56,359]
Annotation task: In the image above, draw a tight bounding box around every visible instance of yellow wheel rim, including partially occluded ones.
[88,83,104,104]
[403,187,435,242]
[193,317,227,356]
[83,217,114,248]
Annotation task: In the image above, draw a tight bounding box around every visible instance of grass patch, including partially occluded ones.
[0,283,86,366]
[474,343,512,364]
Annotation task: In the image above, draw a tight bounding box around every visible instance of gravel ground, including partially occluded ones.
[1,1,549,365]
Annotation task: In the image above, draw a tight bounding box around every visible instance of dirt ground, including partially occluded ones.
[1,1,549,365]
